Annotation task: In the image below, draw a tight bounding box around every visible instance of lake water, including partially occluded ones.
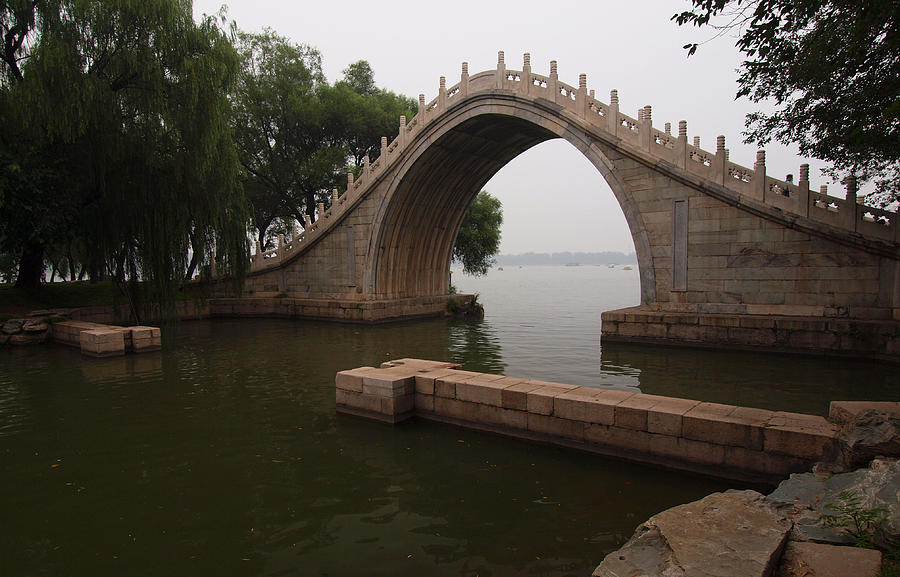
[2,265,897,576]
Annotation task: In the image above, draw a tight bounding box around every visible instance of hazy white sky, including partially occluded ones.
[193,0,841,255]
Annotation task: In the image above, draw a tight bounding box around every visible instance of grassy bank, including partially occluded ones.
[0,282,174,318]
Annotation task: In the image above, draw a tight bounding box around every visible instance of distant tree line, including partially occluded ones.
[494,252,637,267]
[0,1,501,312]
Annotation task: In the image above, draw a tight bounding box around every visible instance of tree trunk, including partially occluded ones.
[306,191,316,223]
[14,240,45,289]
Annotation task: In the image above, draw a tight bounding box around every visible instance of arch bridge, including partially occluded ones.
[215,52,900,359]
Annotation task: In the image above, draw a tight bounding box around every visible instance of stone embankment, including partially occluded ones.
[334,359,879,483]
[1,311,160,356]
[336,360,900,577]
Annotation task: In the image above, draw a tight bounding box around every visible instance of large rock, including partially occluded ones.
[593,490,791,577]
[774,541,881,577]
[838,410,900,470]
[1,319,24,335]
[767,458,900,545]
[21,319,49,333]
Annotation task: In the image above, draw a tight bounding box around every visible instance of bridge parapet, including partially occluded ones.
[235,50,896,277]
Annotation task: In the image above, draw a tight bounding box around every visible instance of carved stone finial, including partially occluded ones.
[716,135,725,153]
[497,51,505,66]
[523,52,531,67]
[579,74,587,90]
[550,60,558,76]
[589,89,595,99]
[725,149,730,160]
[363,155,370,169]
[381,136,388,149]
[333,188,339,203]
[693,136,701,147]
[665,122,671,134]
[317,202,325,218]
[400,115,406,127]
[610,89,618,105]
[419,93,425,107]
[643,105,652,124]
[845,174,858,198]
[800,164,809,182]
[756,150,766,166]
[462,61,468,75]
[440,76,446,90]
[678,120,687,137]
[347,172,354,186]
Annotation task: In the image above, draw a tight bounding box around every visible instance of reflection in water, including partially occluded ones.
[600,341,900,415]
[3,265,897,575]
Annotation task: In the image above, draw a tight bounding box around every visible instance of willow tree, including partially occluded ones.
[1,0,249,309]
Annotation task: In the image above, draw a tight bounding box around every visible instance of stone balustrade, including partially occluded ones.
[233,51,896,278]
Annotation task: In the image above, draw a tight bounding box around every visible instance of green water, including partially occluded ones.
[2,266,897,576]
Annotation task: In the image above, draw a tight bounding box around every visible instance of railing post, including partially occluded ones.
[754,150,767,201]
[333,188,340,205]
[577,73,587,118]
[845,175,858,231]
[640,105,652,151]
[438,76,447,111]
[380,136,388,161]
[522,53,531,95]
[398,115,407,147]
[304,214,312,229]
[495,51,505,89]
[676,120,687,169]
[362,155,370,178]
[418,93,425,121]
[549,60,559,104]
[317,202,325,220]
[460,62,469,98]
[608,90,620,137]
[278,234,285,261]
[798,164,810,217]
[715,135,726,185]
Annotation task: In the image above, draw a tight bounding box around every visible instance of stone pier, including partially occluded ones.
[333,358,879,484]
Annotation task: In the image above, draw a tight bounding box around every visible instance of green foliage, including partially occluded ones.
[1,0,250,310]
[674,1,900,203]
[452,191,503,276]
[820,490,891,549]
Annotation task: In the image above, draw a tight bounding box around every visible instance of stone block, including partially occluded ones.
[501,381,542,411]
[336,366,376,393]
[646,397,701,437]
[649,434,725,466]
[129,326,161,352]
[527,413,584,440]
[615,394,660,431]
[764,411,839,460]
[586,389,636,425]
[335,389,381,414]
[381,393,414,416]
[415,392,434,413]
[80,329,126,357]
[362,373,415,397]
[455,377,515,407]
[525,383,578,416]
[683,405,772,450]
[586,424,651,453]
[553,387,604,421]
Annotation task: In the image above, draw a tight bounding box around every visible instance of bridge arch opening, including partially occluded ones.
[366,106,654,303]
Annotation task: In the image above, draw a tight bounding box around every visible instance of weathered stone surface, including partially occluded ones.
[9,331,47,345]
[1,319,24,335]
[774,541,881,577]
[837,409,900,470]
[767,458,900,545]
[593,490,791,577]
[21,319,49,333]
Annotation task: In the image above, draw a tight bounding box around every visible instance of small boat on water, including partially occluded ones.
[565,263,580,267]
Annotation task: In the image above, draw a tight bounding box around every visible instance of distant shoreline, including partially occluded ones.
[491,251,637,266]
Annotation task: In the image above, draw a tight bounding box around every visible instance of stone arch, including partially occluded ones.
[363,93,656,303]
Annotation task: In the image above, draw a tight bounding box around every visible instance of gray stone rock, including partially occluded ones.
[9,331,47,345]
[593,490,791,577]
[838,410,900,470]
[21,319,49,333]
[767,458,900,545]
[774,541,881,577]
[1,319,24,335]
